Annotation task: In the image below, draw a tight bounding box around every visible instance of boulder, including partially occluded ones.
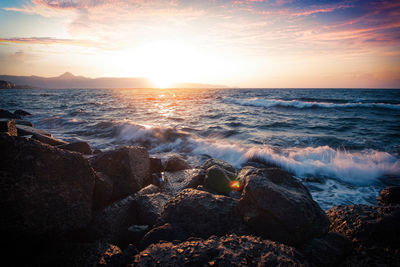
[0,108,22,119]
[237,167,330,246]
[326,204,400,266]
[31,132,68,146]
[378,186,400,206]
[135,234,307,266]
[88,195,137,246]
[137,184,160,195]
[164,154,191,172]
[143,189,246,246]
[90,146,150,201]
[57,141,93,155]
[201,158,236,174]
[149,157,163,174]
[0,134,95,239]
[14,109,32,116]
[298,232,352,267]
[162,168,204,195]
[204,165,232,194]
[92,172,113,210]
[16,124,68,146]
[132,192,169,226]
[0,119,17,136]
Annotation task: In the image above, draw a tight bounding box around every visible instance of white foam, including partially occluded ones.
[225,97,400,110]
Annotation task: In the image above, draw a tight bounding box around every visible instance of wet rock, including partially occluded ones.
[16,124,52,137]
[57,141,93,155]
[162,168,204,195]
[326,204,400,266]
[92,172,113,210]
[125,225,149,245]
[0,134,95,239]
[184,169,205,189]
[378,186,400,206]
[134,234,307,266]
[204,165,232,194]
[299,232,352,267]
[132,192,169,226]
[90,146,150,201]
[201,158,236,174]
[149,157,163,174]
[16,124,68,146]
[14,109,32,116]
[137,184,160,195]
[164,154,191,172]
[143,189,246,246]
[0,119,17,136]
[88,195,137,246]
[14,119,33,127]
[237,167,330,246]
[0,108,22,119]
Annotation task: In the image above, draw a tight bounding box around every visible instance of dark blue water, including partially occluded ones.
[1,88,400,209]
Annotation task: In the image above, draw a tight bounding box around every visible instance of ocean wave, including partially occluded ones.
[225,97,400,110]
[115,122,400,185]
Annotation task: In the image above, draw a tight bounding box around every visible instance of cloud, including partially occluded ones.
[0,37,97,47]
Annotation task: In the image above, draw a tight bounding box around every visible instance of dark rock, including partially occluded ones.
[137,184,160,195]
[92,172,113,210]
[204,165,232,194]
[152,173,162,187]
[135,234,307,266]
[149,157,163,174]
[326,204,400,249]
[378,186,400,206]
[14,119,33,127]
[164,154,191,172]
[237,167,330,246]
[299,232,352,267]
[184,169,205,189]
[132,192,169,226]
[143,189,246,246]
[90,146,150,201]
[140,223,185,250]
[326,204,400,266]
[14,109,32,116]
[0,119,17,136]
[16,124,52,136]
[88,195,137,246]
[0,108,21,119]
[94,149,102,154]
[201,158,236,174]
[0,134,95,239]
[125,225,149,245]
[16,124,68,146]
[57,141,93,155]
[162,168,204,195]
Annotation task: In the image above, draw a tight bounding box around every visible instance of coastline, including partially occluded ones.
[1,109,399,266]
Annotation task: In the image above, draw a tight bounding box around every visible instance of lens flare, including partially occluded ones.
[229,180,243,191]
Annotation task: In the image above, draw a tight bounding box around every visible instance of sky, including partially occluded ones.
[0,0,399,88]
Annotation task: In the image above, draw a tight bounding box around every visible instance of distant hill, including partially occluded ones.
[0,73,227,89]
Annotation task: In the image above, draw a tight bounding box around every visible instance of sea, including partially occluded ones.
[1,88,400,209]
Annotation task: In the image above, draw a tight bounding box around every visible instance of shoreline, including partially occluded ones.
[1,109,400,266]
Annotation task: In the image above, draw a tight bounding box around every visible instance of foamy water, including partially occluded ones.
[1,88,399,209]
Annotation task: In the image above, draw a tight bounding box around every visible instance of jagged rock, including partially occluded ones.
[299,232,352,267]
[14,109,32,116]
[201,158,236,174]
[132,192,169,226]
[184,169,205,189]
[237,167,330,246]
[326,204,400,266]
[88,195,137,246]
[378,186,400,206]
[137,184,160,195]
[134,234,307,266]
[204,165,232,194]
[57,141,93,155]
[142,189,246,246]
[149,157,163,174]
[162,168,204,195]
[90,146,150,201]
[164,154,191,172]
[16,124,68,146]
[0,134,95,239]
[92,172,113,210]
[0,119,17,136]
[0,108,21,119]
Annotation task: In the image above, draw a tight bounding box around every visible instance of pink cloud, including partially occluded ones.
[0,37,97,47]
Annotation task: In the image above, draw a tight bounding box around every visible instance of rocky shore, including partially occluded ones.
[1,108,399,266]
